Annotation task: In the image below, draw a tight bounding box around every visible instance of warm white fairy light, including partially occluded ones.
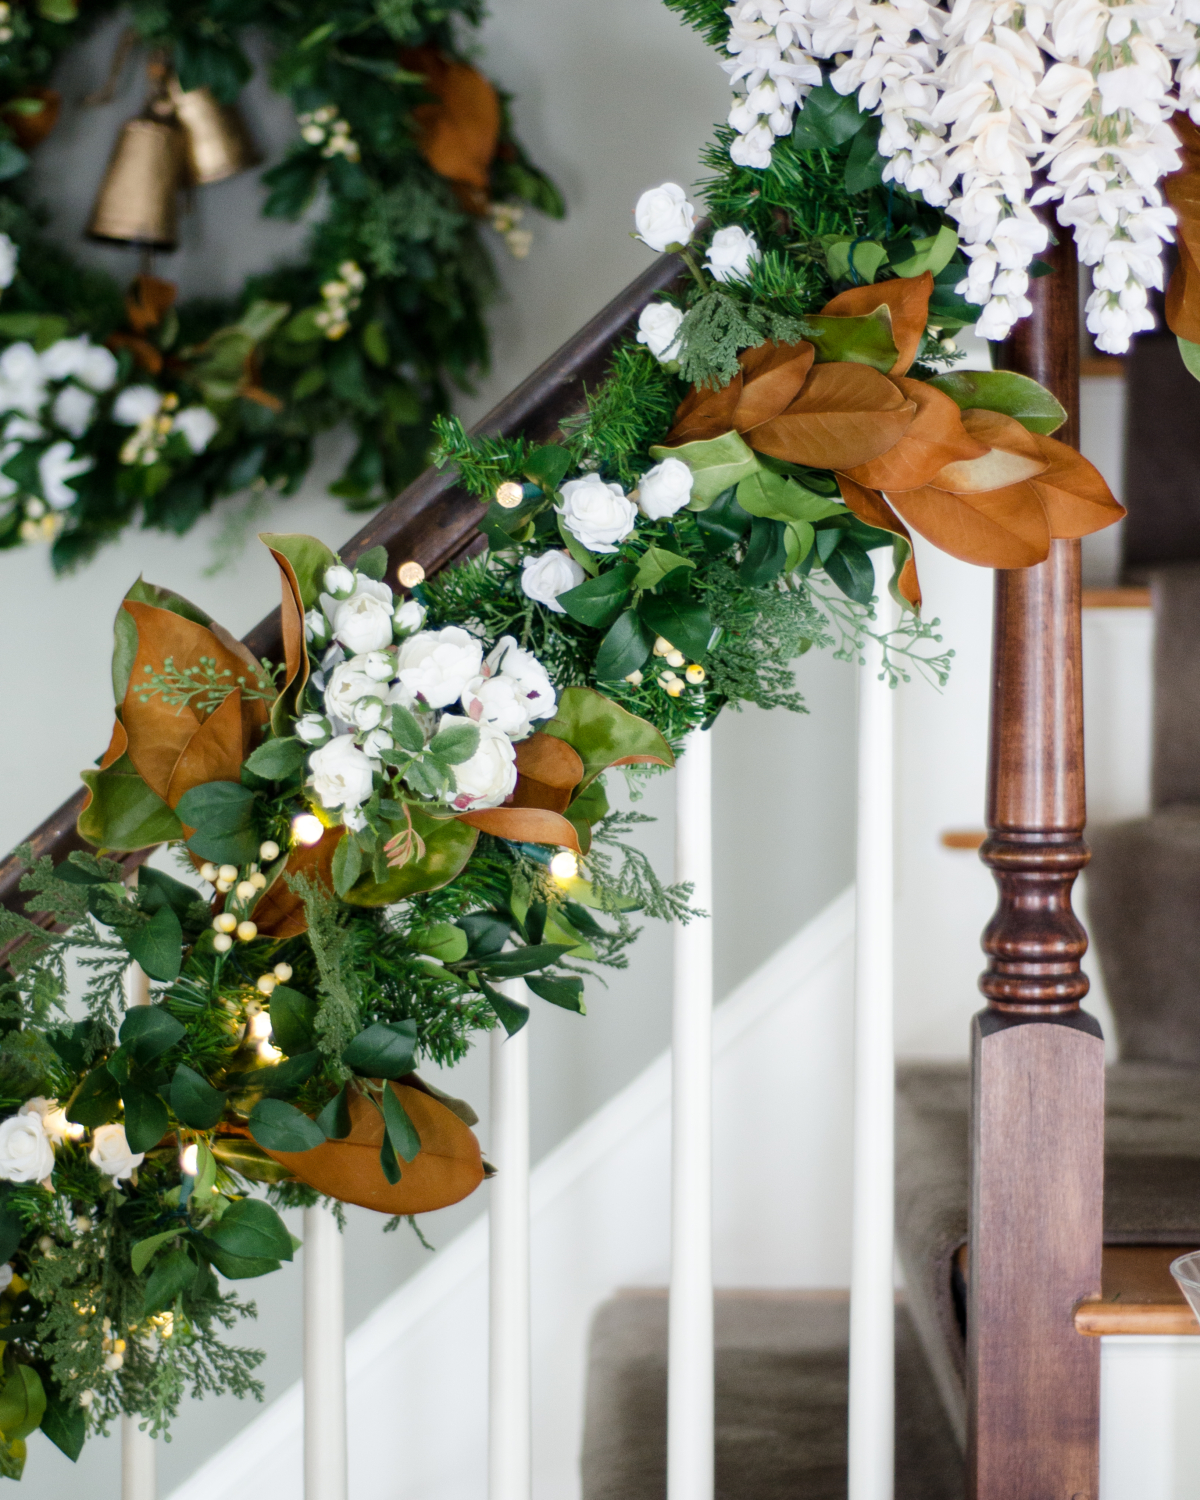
[180,1143,199,1176]
[549,849,578,882]
[292,812,325,845]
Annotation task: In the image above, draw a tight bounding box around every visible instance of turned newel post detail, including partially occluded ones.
[967,234,1106,1499]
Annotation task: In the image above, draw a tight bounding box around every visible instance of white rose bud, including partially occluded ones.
[394,598,426,636]
[0,1105,55,1183]
[173,406,219,454]
[634,182,696,253]
[324,660,379,725]
[352,696,384,731]
[362,726,394,757]
[295,714,330,745]
[450,722,518,810]
[332,591,395,654]
[637,457,694,520]
[636,303,684,362]
[309,733,379,812]
[304,608,330,645]
[705,225,761,285]
[324,564,355,597]
[363,650,394,681]
[89,1123,144,1182]
[558,473,638,554]
[520,549,585,613]
[395,626,484,709]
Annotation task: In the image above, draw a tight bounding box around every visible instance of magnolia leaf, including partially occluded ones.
[258,533,338,610]
[1179,335,1200,381]
[650,429,761,507]
[0,1366,46,1445]
[928,370,1067,434]
[632,546,695,592]
[639,593,713,663]
[210,1137,297,1183]
[541,686,673,786]
[343,807,477,905]
[792,306,898,372]
[78,756,184,852]
[558,561,638,627]
[747,361,914,470]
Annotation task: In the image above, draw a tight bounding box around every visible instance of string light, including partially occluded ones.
[495,481,524,509]
[397,560,425,587]
[549,849,578,882]
[249,1012,273,1039]
[257,1040,283,1064]
[46,1107,84,1142]
[179,1143,198,1176]
[292,813,325,845]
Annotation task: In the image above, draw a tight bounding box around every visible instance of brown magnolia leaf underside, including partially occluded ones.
[251,828,344,940]
[165,687,247,813]
[843,378,987,491]
[1166,112,1200,344]
[456,805,583,851]
[746,361,915,470]
[820,272,934,376]
[267,546,312,727]
[509,733,586,814]
[886,479,1051,568]
[402,47,501,208]
[732,339,816,429]
[1028,434,1127,538]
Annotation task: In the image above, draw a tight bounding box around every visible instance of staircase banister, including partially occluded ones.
[1,250,687,919]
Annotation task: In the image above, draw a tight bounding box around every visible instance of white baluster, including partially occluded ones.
[489,985,531,1500]
[121,1414,156,1500]
[668,727,714,1500]
[847,556,897,1500]
[304,1202,347,1500]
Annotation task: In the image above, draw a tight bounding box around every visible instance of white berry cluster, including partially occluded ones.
[297,105,361,162]
[315,260,367,340]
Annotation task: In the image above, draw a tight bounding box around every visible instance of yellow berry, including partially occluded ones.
[250,871,268,889]
[235,880,256,901]
[213,932,233,954]
[236,921,258,942]
[213,913,237,934]
[256,974,277,995]
[273,963,293,982]
[218,864,238,883]
[685,664,706,684]
[200,863,218,882]
[652,636,673,657]
[259,840,280,861]
[665,650,685,668]
[216,879,233,893]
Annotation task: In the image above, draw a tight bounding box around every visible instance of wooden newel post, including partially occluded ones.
[967,235,1106,1498]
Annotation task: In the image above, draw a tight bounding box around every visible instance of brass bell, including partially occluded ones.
[169,78,260,186]
[88,110,183,250]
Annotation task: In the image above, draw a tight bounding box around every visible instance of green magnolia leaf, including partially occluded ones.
[844,123,886,193]
[78,756,184,851]
[315,1085,353,1140]
[132,1230,179,1277]
[785,520,816,572]
[0,1365,46,1445]
[207,1197,295,1262]
[122,1084,170,1154]
[457,912,512,957]
[38,1385,86,1463]
[210,1138,297,1183]
[821,535,876,604]
[558,561,638,628]
[633,547,695,592]
[259,534,338,610]
[120,1005,186,1063]
[823,236,887,285]
[791,81,868,149]
[1178,335,1200,381]
[390,703,426,753]
[343,1019,418,1078]
[928,370,1067,434]
[268,985,319,1054]
[479,979,530,1036]
[343,807,478,905]
[143,1247,198,1315]
[695,486,753,555]
[639,594,714,663]
[889,223,959,279]
[413,923,469,962]
[381,1083,421,1162]
[736,470,845,525]
[649,429,761,507]
[542,686,673,786]
[170,1064,226,1129]
[594,609,655,681]
[795,306,898,372]
[525,974,586,1012]
[428,719,481,765]
[244,737,307,780]
[67,1064,120,1129]
[123,906,183,982]
[355,544,388,581]
[248,1097,326,1153]
[740,517,789,586]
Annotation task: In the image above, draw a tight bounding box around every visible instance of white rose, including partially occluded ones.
[52,385,96,438]
[112,385,162,425]
[295,714,331,745]
[352,696,384,731]
[324,564,355,597]
[174,406,219,453]
[485,636,556,725]
[39,441,92,510]
[89,1123,143,1182]
[395,626,484,709]
[309,733,379,811]
[635,182,696,253]
[558,472,637,554]
[637,457,694,519]
[0,1103,55,1183]
[324,659,379,726]
[0,232,17,290]
[331,591,395,654]
[450,721,518,810]
[304,608,330,645]
[394,598,426,636]
[362,726,394,757]
[461,674,535,739]
[636,303,684,362]
[0,343,46,417]
[362,650,394,681]
[705,225,761,285]
[40,337,117,392]
[520,549,585,613]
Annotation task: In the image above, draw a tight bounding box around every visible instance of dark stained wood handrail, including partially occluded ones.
[0,251,686,919]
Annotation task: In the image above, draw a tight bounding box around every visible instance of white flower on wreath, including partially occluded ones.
[449,720,518,810]
[53,385,96,439]
[636,303,685,362]
[461,635,556,739]
[520,549,585,612]
[705,225,761,284]
[89,1123,144,1182]
[634,183,697,252]
[395,626,484,709]
[0,343,47,417]
[637,457,694,519]
[394,598,426,636]
[558,472,637,554]
[0,232,17,292]
[324,658,382,727]
[40,336,118,392]
[39,441,93,510]
[112,385,163,426]
[174,406,219,454]
[0,1102,55,1183]
[309,732,379,813]
[330,588,395,655]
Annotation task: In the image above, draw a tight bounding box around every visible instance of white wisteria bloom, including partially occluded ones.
[40,336,118,391]
[39,441,93,509]
[721,0,827,167]
[112,385,163,425]
[52,385,96,438]
[174,406,219,453]
[0,342,46,417]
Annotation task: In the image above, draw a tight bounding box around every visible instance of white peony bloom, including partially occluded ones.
[636,303,685,362]
[520,549,585,613]
[637,457,694,519]
[0,342,47,417]
[0,233,17,290]
[295,714,331,745]
[634,182,697,252]
[324,659,380,726]
[41,337,118,391]
[460,674,535,738]
[331,590,395,654]
[558,472,638,554]
[112,385,162,425]
[174,406,219,453]
[394,598,426,635]
[0,1104,55,1182]
[450,721,518,810]
[309,733,379,812]
[39,441,92,510]
[705,225,762,284]
[52,385,96,438]
[483,636,557,725]
[324,564,356,597]
[395,626,485,708]
[89,1123,144,1182]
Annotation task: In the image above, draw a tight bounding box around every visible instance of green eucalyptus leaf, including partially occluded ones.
[268,986,319,1054]
[342,1020,418,1079]
[823,236,887,285]
[67,1064,120,1129]
[525,974,586,1012]
[121,1084,170,1154]
[821,535,876,604]
[791,81,869,149]
[170,1064,226,1129]
[39,1385,86,1463]
[123,906,183,983]
[315,1085,353,1140]
[120,1005,186,1062]
[479,979,530,1036]
[639,594,714,663]
[594,609,656,681]
[889,223,959,279]
[523,445,572,492]
[381,1083,421,1162]
[244,737,307,780]
[412,923,469,962]
[740,517,789,586]
[131,1230,178,1277]
[0,1365,46,1445]
[143,1247,198,1315]
[556,516,600,576]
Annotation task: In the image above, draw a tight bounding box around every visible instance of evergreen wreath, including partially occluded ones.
[0,0,562,570]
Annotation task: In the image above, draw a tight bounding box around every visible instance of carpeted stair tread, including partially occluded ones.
[580,1290,962,1500]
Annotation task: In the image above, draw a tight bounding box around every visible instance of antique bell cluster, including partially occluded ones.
[88,56,259,251]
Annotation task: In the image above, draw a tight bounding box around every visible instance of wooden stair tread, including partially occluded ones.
[1075,1246,1200,1336]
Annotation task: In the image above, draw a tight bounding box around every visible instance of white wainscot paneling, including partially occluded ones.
[1101,1337,1200,1499]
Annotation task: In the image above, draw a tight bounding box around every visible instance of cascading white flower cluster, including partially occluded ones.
[716,0,1200,350]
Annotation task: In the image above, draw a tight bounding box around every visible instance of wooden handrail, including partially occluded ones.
[0,251,686,920]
